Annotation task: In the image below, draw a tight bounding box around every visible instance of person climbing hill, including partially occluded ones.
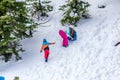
[40,39,55,62]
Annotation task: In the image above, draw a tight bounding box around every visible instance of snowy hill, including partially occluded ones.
[0,0,120,80]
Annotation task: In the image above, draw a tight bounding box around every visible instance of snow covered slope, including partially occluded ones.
[0,0,120,80]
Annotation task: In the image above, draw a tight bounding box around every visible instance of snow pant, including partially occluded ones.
[44,50,50,59]
[62,38,68,47]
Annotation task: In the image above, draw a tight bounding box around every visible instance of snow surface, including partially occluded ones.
[1,0,120,80]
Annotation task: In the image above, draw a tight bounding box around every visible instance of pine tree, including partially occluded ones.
[0,0,36,62]
[13,76,19,80]
[59,0,90,26]
[28,0,53,22]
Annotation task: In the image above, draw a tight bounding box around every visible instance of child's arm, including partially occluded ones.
[47,42,55,45]
[50,42,55,45]
[40,45,43,52]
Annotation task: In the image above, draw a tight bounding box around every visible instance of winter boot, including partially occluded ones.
[45,58,48,62]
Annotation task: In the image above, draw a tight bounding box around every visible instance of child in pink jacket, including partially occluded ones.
[59,30,68,47]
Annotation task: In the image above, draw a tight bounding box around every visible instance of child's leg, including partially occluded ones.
[63,38,68,47]
[62,39,65,47]
[44,50,50,62]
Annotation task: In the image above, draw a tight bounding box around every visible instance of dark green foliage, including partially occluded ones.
[13,76,19,80]
[0,0,36,62]
[98,5,106,8]
[59,0,90,26]
[31,0,53,20]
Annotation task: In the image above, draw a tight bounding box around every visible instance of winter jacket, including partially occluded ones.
[40,39,55,52]
[67,27,72,39]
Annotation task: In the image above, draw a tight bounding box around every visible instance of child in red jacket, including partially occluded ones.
[40,39,55,62]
